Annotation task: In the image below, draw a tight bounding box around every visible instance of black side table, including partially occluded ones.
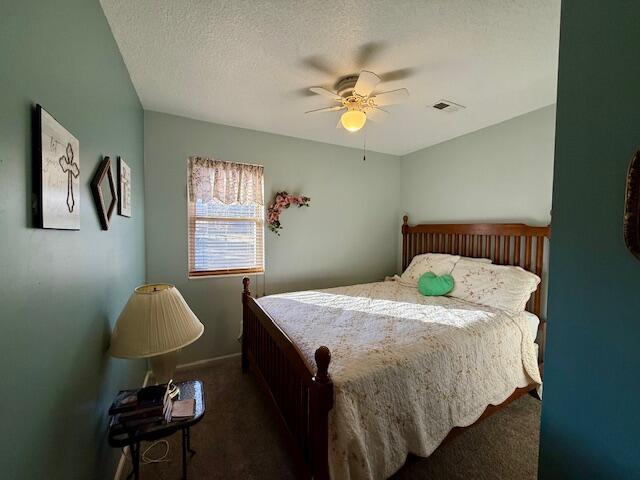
[108,380,206,480]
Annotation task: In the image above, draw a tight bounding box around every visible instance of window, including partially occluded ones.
[187,157,264,277]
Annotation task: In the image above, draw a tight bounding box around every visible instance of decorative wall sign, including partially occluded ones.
[36,105,80,230]
[266,191,311,235]
[117,157,132,217]
[623,150,640,260]
[91,156,117,230]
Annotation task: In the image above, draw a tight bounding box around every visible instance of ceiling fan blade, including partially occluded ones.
[354,70,381,97]
[371,88,409,106]
[364,107,388,122]
[305,105,345,114]
[336,117,343,129]
[309,87,342,101]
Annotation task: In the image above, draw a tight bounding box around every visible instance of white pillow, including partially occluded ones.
[399,253,460,286]
[462,256,492,264]
[399,254,493,287]
[449,258,540,312]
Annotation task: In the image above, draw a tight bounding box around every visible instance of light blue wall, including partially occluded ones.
[400,105,556,226]
[539,1,640,477]
[0,1,146,479]
[144,106,558,364]
[398,106,556,294]
[144,111,401,363]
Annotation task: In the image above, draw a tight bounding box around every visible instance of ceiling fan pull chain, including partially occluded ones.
[363,129,367,162]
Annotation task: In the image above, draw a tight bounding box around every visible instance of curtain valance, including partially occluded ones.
[188,156,264,205]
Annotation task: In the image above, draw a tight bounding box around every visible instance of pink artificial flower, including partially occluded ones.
[267,191,310,235]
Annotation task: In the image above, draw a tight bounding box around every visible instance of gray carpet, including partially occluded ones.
[136,356,540,480]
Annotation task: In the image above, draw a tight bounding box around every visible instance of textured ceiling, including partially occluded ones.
[100,0,560,155]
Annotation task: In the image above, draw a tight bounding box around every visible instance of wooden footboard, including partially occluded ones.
[242,277,333,480]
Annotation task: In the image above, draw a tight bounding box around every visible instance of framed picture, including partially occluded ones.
[91,156,117,230]
[117,156,132,217]
[35,104,80,230]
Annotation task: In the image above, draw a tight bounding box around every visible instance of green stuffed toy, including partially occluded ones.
[418,271,455,296]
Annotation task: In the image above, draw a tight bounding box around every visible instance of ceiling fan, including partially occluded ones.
[305,70,409,132]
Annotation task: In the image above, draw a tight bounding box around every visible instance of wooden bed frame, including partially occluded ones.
[241,216,551,479]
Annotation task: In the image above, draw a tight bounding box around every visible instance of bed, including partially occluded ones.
[241,217,550,479]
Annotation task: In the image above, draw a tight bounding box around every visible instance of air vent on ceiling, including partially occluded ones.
[431,100,466,113]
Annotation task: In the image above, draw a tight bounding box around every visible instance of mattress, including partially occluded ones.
[257,281,541,480]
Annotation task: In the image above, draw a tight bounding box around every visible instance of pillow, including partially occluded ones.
[418,272,455,296]
[449,258,540,312]
[399,253,460,286]
[462,256,492,264]
[399,253,492,287]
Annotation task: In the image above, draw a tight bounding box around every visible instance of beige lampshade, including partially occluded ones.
[110,283,204,359]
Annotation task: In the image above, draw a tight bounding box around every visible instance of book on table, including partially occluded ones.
[171,399,195,420]
[109,382,172,429]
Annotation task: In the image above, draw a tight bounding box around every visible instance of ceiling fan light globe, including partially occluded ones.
[340,110,366,132]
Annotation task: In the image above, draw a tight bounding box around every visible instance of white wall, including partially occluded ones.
[400,105,556,226]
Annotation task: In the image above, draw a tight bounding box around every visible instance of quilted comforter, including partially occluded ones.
[256,281,541,480]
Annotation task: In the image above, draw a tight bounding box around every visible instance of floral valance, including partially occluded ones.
[188,156,264,206]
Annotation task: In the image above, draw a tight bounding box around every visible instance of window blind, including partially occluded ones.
[187,157,264,277]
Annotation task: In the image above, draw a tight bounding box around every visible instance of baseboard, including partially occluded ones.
[113,370,151,480]
[176,352,241,370]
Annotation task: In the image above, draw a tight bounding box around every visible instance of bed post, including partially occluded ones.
[310,346,333,480]
[402,215,409,271]
[241,277,251,373]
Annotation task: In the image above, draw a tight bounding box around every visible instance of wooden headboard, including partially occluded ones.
[401,216,551,319]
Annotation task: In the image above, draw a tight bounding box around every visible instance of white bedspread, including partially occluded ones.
[257,281,541,480]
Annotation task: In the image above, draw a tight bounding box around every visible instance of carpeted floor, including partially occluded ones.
[135,356,541,480]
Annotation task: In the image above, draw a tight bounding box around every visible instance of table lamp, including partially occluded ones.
[110,283,204,398]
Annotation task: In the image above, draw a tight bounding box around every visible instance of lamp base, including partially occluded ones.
[149,350,180,398]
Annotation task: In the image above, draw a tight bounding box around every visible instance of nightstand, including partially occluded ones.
[108,380,205,480]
